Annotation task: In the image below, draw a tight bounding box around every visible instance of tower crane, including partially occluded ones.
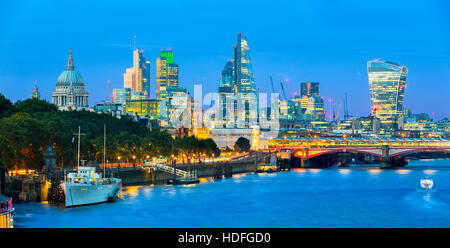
[280,81,287,100]
[270,76,275,93]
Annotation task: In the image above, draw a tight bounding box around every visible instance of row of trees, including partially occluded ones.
[0,94,220,171]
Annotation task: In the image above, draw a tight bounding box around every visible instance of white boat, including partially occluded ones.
[420,178,434,190]
[63,166,122,207]
[63,125,122,207]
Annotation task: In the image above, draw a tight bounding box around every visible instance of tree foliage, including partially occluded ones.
[234,137,251,152]
[0,96,221,171]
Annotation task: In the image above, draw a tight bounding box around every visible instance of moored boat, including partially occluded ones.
[0,195,14,228]
[63,125,122,207]
[256,154,280,173]
[63,167,122,207]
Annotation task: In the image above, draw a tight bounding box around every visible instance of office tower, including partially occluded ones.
[306,95,325,121]
[156,50,179,100]
[300,82,320,97]
[112,88,131,105]
[123,49,150,97]
[52,49,89,110]
[31,80,40,99]
[367,59,407,131]
[233,33,258,127]
[217,61,234,127]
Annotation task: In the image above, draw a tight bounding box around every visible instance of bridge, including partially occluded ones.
[141,159,197,179]
[269,137,450,168]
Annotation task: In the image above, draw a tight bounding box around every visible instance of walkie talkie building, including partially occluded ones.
[367,59,408,131]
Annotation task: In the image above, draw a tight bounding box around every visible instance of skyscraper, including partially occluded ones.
[156,50,179,100]
[232,33,257,128]
[123,49,150,97]
[306,95,325,121]
[300,82,320,97]
[217,61,234,127]
[367,59,407,131]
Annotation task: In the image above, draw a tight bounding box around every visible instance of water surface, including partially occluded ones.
[13,159,450,227]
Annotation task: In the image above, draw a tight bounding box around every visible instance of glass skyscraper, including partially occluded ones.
[123,49,150,97]
[156,50,179,100]
[217,61,234,127]
[367,59,407,131]
[233,33,258,128]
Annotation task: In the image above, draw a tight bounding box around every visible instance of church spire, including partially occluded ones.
[31,80,40,99]
[67,47,74,70]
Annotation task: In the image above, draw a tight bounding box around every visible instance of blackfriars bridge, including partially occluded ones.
[269,138,450,168]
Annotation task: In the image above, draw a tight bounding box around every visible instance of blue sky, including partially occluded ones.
[0,0,449,120]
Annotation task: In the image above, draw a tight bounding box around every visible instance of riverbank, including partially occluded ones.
[2,155,266,203]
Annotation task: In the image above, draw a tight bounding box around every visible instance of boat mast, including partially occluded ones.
[103,123,106,179]
[77,126,81,170]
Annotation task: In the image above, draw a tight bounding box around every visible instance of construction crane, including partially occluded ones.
[269,76,275,93]
[335,99,343,122]
[332,99,335,121]
[108,80,112,103]
[344,93,349,120]
[280,81,287,100]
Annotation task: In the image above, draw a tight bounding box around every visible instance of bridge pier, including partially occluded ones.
[379,145,408,169]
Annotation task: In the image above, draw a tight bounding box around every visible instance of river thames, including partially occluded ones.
[12,159,450,227]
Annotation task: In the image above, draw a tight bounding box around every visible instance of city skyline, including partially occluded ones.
[0,0,449,120]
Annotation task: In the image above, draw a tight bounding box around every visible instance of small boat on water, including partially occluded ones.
[168,178,200,185]
[420,178,434,190]
[63,125,122,207]
[256,154,280,173]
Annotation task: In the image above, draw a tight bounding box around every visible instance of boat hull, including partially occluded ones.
[64,180,122,207]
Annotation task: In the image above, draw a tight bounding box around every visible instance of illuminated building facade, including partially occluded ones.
[156,50,179,100]
[368,59,407,131]
[112,88,131,105]
[123,49,150,97]
[125,99,161,118]
[52,49,89,110]
[217,61,234,127]
[306,95,325,121]
[216,33,258,128]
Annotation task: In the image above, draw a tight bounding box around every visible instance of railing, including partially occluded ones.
[98,163,143,169]
[141,161,195,179]
[0,198,13,214]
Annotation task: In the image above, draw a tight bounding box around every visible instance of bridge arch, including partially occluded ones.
[294,148,382,159]
[389,148,450,159]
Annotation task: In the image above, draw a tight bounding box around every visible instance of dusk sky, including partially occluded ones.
[0,0,449,120]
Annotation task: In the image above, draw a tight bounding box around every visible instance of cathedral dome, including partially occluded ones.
[57,70,84,85]
[57,49,84,86]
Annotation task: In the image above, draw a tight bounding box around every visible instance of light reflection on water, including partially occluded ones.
[12,159,450,228]
[338,169,351,175]
[396,169,411,175]
[308,168,322,173]
[368,168,382,175]
[424,169,437,175]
